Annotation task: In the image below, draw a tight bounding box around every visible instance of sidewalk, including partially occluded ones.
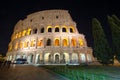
[0,65,69,80]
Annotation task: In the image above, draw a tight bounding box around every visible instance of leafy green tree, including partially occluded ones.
[112,15,120,27]
[92,18,113,65]
[108,16,120,62]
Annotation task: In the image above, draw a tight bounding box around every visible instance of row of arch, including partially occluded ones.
[11,26,75,41]
[8,38,84,51]
[7,53,92,64]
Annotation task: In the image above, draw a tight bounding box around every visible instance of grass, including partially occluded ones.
[43,65,120,80]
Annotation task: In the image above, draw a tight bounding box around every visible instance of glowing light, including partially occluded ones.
[8,44,12,51]
[15,42,18,50]
[54,38,60,46]
[37,39,43,46]
[18,32,22,38]
[27,28,31,35]
[20,41,23,49]
[47,26,52,32]
[71,38,76,46]
[22,30,26,36]
[62,26,68,32]
[30,39,36,47]
[63,38,68,46]
[79,39,84,46]
[80,53,86,62]
[24,40,29,48]
[70,26,75,33]
[55,26,60,32]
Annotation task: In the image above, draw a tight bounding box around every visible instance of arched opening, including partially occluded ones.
[15,42,18,50]
[18,32,22,38]
[71,53,78,63]
[27,28,31,35]
[33,28,37,34]
[30,39,36,47]
[44,53,50,63]
[79,39,84,46]
[37,39,43,47]
[63,53,69,64]
[71,38,76,47]
[16,54,21,60]
[27,54,34,64]
[55,54,59,63]
[22,30,26,36]
[48,27,52,32]
[35,54,40,64]
[41,28,44,33]
[55,27,59,32]
[16,33,18,38]
[20,41,23,49]
[9,55,13,61]
[63,39,68,46]
[24,41,29,48]
[87,54,92,62]
[54,39,59,46]
[46,39,51,46]
[62,27,67,32]
[80,53,86,63]
[22,54,26,59]
[70,27,74,33]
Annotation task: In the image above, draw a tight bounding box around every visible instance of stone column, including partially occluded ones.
[42,52,45,64]
[32,52,36,64]
[51,53,54,64]
[69,53,72,64]
[78,52,80,64]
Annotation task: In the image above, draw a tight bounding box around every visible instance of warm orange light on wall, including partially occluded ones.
[24,41,29,48]
[55,26,60,28]
[70,26,75,33]
[27,28,31,35]
[62,26,68,32]
[16,33,18,38]
[11,34,15,41]
[20,41,23,49]
[22,30,26,36]
[47,26,52,32]
[8,44,12,51]
[18,32,22,38]
[63,38,68,46]
[54,38,60,46]
[30,39,36,47]
[15,42,18,50]
[79,39,84,46]
[37,39,43,46]
[71,38,76,46]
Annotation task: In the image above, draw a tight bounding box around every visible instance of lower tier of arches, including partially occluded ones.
[7,51,94,65]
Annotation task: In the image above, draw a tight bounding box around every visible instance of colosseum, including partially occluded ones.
[6,9,94,65]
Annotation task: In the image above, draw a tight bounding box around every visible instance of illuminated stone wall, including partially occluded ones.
[6,10,94,65]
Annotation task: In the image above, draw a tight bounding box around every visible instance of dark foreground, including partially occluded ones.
[0,65,69,80]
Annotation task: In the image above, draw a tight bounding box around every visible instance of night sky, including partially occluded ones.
[0,0,120,54]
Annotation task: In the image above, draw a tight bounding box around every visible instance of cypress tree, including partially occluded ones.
[108,16,120,62]
[112,15,120,27]
[92,18,112,65]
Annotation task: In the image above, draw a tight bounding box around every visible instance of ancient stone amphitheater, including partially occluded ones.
[6,9,94,65]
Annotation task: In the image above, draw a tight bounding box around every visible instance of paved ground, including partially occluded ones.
[0,64,69,80]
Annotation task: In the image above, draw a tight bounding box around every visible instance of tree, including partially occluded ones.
[112,15,120,27]
[108,16,120,62]
[92,18,113,65]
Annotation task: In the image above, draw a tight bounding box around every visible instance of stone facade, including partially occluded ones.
[6,10,94,65]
